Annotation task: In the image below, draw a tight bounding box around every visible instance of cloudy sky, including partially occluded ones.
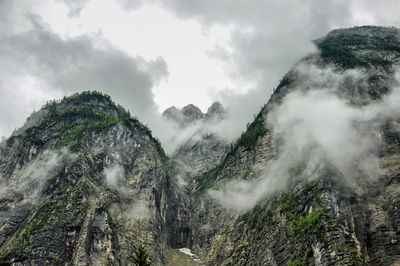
[1,0,399,140]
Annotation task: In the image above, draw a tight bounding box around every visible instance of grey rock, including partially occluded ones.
[162,102,229,176]
[182,104,203,123]
[206,101,225,119]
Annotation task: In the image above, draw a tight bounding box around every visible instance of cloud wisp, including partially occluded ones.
[0,148,76,201]
[210,65,400,212]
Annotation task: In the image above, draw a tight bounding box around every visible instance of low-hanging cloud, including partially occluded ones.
[210,65,400,212]
[158,119,206,154]
[0,148,76,201]
[158,114,230,155]
[127,201,151,220]
[157,98,265,155]
[104,163,125,188]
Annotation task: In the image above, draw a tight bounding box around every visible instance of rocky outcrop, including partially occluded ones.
[162,102,229,177]
[163,101,225,125]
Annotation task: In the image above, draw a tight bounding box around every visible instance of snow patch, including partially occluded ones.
[178,248,201,262]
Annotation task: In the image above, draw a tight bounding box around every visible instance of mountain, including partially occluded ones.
[0,92,191,265]
[163,101,225,125]
[162,102,229,177]
[189,25,400,265]
[0,25,400,265]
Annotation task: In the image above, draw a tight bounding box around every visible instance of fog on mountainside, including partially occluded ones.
[210,63,400,211]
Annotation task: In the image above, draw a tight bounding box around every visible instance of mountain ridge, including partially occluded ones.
[162,101,225,126]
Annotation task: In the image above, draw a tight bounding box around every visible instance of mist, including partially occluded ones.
[154,98,266,155]
[209,64,400,212]
[0,148,76,201]
[104,163,125,188]
[151,118,206,154]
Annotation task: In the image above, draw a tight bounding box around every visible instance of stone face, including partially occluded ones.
[206,101,225,119]
[172,134,229,177]
[162,106,185,125]
[181,104,204,123]
[171,27,400,265]
[162,101,226,126]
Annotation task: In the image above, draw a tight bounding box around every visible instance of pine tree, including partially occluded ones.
[131,244,150,266]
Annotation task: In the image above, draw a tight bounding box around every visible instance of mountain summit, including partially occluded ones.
[162,101,226,126]
[0,91,190,264]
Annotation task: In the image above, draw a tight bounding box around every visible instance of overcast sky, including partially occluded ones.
[1,0,399,139]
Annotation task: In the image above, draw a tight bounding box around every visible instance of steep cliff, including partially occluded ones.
[162,102,229,177]
[0,92,190,265]
[189,26,400,265]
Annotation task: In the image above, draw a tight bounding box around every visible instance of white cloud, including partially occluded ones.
[210,65,400,211]
[0,149,76,200]
[127,201,151,220]
[104,163,125,188]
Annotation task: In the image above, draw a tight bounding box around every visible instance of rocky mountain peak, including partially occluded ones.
[161,101,229,176]
[181,104,202,116]
[187,26,400,265]
[206,101,225,119]
[321,25,400,41]
[162,101,225,126]
[162,106,184,124]
[181,104,203,123]
[314,25,400,70]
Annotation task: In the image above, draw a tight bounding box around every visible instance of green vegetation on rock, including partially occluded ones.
[288,249,312,266]
[318,28,400,69]
[131,244,151,266]
[292,207,326,236]
[20,91,168,160]
[194,112,267,195]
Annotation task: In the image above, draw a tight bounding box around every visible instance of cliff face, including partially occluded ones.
[189,26,400,265]
[0,92,190,265]
[162,102,229,177]
[1,26,400,266]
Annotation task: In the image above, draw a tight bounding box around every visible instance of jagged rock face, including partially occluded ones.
[162,102,229,177]
[0,92,190,265]
[272,26,400,108]
[181,104,203,124]
[206,101,225,119]
[173,134,229,177]
[162,101,225,126]
[162,106,185,125]
[189,26,400,265]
